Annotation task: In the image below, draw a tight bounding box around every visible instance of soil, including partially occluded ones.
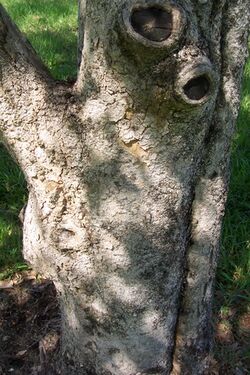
[213,291,250,375]
[0,272,61,375]
[0,271,249,375]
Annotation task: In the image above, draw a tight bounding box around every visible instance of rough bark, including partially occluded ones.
[0,1,249,374]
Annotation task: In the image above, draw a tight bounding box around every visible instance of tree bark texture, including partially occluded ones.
[0,1,249,374]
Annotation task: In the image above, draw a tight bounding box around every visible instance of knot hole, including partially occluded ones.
[183,75,210,101]
[130,7,173,42]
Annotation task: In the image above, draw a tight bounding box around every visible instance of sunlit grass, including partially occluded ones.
[1,0,78,80]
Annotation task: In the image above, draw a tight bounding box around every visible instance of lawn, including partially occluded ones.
[0,0,249,371]
[0,0,78,80]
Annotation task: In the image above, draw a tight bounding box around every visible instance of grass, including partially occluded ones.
[0,144,28,279]
[0,0,249,368]
[0,0,78,80]
[212,58,250,372]
[216,59,250,306]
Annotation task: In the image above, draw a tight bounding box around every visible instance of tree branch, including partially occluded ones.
[0,5,55,154]
[77,0,85,71]
[0,5,76,179]
[0,4,52,77]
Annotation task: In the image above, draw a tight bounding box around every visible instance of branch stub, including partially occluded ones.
[122,1,186,50]
[175,59,218,105]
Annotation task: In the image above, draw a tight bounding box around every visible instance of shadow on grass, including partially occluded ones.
[214,58,250,372]
[0,144,27,278]
[216,61,250,306]
[0,213,26,277]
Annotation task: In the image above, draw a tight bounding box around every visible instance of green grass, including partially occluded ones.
[213,52,250,372]
[0,0,249,325]
[0,144,27,279]
[1,0,78,80]
[216,59,250,307]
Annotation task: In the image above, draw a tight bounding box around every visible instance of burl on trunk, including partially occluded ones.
[0,0,249,374]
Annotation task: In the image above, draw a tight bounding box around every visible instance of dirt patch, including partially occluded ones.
[0,272,60,375]
[213,293,250,375]
[0,272,249,374]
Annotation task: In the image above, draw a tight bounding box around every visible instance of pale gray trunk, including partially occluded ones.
[0,1,249,374]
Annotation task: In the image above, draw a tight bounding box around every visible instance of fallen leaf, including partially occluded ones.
[16,350,27,358]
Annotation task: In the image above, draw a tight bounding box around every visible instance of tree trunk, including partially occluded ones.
[0,1,249,374]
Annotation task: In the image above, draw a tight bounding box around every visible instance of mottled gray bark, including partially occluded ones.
[0,1,249,374]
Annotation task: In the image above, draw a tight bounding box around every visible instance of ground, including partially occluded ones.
[0,272,60,375]
[0,271,249,375]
